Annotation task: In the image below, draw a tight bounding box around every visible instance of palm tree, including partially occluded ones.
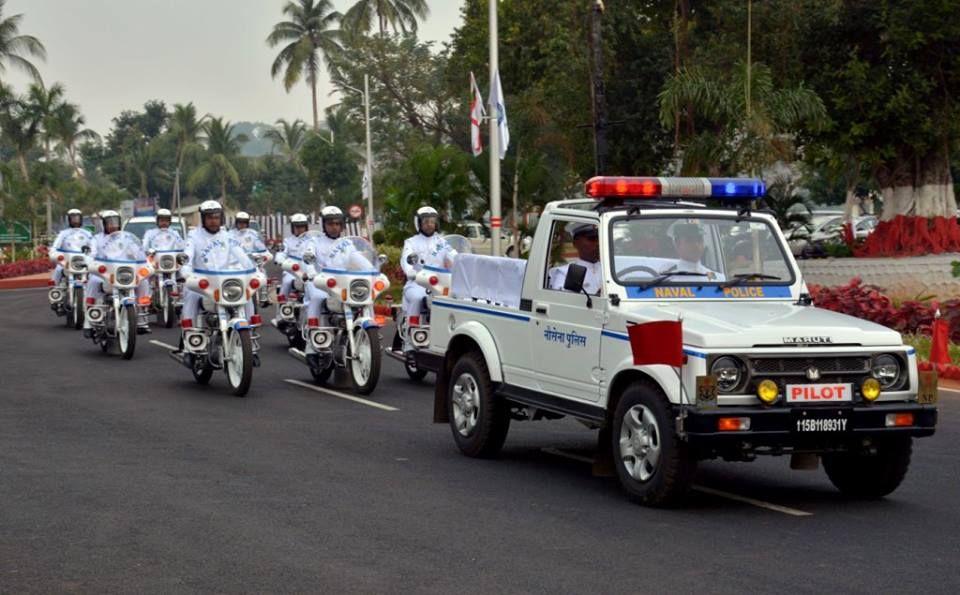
[267,0,342,130]
[0,92,41,182]
[169,102,207,212]
[343,0,429,36]
[46,102,98,178]
[264,118,308,168]
[187,117,249,206]
[28,82,66,160]
[0,0,46,84]
[124,136,166,198]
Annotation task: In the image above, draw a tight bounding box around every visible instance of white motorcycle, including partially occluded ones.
[273,230,323,349]
[146,229,186,328]
[48,229,93,329]
[387,234,471,381]
[169,241,266,397]
[84,231,153,359]
[289,236,390,395]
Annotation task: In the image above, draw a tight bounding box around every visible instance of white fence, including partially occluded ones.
[248,213,366,241]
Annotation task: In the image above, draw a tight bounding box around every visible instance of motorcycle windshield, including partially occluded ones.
[442,234,473,256]
[58,229,93,253]
[233,229,267,254]
[323,236,379,275]
[148,229,185,253]
[195,238,255,274]
[99,231,146,263]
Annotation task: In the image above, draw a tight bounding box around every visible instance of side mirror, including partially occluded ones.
[176,253,189,265]
[81,245,91,254]
[378,253,388,265]
[147,248,157,256]
[563,263,593,309]
[303,251,316,265]
[406,254,419,266]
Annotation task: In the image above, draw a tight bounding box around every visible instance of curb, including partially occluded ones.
[0,275,49,290]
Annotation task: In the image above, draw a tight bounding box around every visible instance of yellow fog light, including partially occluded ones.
[756,379,779,404]
[861,378,882,402]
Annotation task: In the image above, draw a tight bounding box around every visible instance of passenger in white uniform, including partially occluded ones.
[548,222,602,294]
[663,222,725,281]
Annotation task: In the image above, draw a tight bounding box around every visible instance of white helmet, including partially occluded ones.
[100,210,121,233]
[235,211,250,222]
[415,206,439,236]
[199,200,223,232]
[321,206,345,239]
[67,208,83,227]
[290,212,309,235]
[156,208,172,225]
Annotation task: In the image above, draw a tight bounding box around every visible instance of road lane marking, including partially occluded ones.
[284,379,399,411]
[543,447,812,517]
[149,340,179,351]
[692,485,812,517]
[938,386,960,395]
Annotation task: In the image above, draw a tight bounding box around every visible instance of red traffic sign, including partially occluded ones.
[348,204,363,219]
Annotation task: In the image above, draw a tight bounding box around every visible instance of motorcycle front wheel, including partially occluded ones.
[224,328,253,397]
[349,327,381,395]
[71,286,84,330]
[118,304,137,360]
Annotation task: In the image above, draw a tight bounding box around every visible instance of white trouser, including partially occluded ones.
[280,272,298,298]
[51,264,64,284]
[305,282,328,321]
[403,282,427,317]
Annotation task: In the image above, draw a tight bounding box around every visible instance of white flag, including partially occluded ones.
[488,69,509,159]
[469,72,485,157]
[362,162,372,200]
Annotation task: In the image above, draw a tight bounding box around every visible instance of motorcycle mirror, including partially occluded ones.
[406,254,419,265]
[176,254,189,265]
[303,251,316,265]
[378,254,388,265]
[81,245,91,254]
[147,248,157,256]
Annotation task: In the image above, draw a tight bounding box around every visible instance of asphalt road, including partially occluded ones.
[2,287,959,594]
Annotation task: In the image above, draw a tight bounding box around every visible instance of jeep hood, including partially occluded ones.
[623,301,903,349]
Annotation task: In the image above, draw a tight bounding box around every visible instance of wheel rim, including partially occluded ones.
[226,331,243,388]
[451,373,480,436]
[117,307,128,352]
[619,404,661,482]
[351,329,372,385]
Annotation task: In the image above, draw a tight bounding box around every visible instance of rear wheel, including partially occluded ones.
[349,327,381,395]
[118,304,137,360]
[822,437,912,499]
[192,358,214,385]
[405,358,428,381]
[224,328,253,397]
[310,362,334,385]
[447,352,510,458]
[611,383,695,507]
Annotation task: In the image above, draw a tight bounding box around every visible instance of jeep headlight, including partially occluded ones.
[115,266,135,285]
[871,354,902,389]
[222,279,244,302]
[349,279,370,302]
[710,356,744,393]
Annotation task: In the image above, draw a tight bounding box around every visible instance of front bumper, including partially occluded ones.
[682,402,937,446]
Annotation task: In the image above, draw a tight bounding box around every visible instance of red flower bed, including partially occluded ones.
[809,277,960,341]
[846,215,960,257]
[0,258,53,280]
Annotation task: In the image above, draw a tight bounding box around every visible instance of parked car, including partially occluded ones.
[788,215,877,257]
[457,220,531,256]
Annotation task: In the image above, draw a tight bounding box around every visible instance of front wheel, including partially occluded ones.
[611,383,695,507]
[447,352,510,458]
[224,328,253,397]
[349,327,381,395]
[822,437,912,499]
[118,304,137,360]
[71,286,84,330]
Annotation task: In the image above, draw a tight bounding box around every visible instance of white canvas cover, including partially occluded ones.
[451,254,527,308]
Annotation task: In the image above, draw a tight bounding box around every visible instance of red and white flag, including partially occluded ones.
[469,72,485,157]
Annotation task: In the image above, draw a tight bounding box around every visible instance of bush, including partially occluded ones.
[0,258,53,279]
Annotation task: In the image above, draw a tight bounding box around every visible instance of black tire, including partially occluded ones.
[611,383,695,507]
[192,359,214,385]
[447,351,510,458]
[349,327,381,395]
[405,360,428,382]
[311,363,334,385]
[72,286,84,330]
[225,328,254,397]
[64,298,74,327]
[287,331,306,350]
[119,304,137,360]
[822,437,913,499]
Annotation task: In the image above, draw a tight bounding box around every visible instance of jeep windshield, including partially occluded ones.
[610,215,795,295]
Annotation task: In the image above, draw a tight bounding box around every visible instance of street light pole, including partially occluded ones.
[488,0,501,256]
[343,75,375,245]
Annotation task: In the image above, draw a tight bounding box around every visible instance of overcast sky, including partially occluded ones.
[3,0,466,135]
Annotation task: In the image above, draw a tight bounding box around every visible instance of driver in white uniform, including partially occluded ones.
[663,222,724,281]
[548,222,602,294]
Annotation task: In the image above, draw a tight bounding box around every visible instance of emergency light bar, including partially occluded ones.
[585,176,765,200]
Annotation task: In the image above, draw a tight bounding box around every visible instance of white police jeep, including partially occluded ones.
[417,176,938,506]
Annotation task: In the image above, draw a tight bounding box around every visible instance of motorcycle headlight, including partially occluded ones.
[710,356,744,393]
[70,256,86,270]
[222,279,244,302]
[160,255,175,270]
[871,354,902,389]
[115,266,135,285]
[349,279,370,302]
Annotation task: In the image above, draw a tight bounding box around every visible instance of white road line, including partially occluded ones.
[284,379,399,412]
[692,485,813,517]
[543,447,812,517]
[149,339,178,351]
[938,386,960,395]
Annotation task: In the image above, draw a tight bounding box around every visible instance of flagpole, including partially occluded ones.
[488,0,501,257]
[363,74,375,247]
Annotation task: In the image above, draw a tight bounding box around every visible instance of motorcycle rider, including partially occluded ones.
[49,208,91,286]
[400,207,458,351]
[142,208,180,249]
[82,210,152,337]
[302,206,347,328]
[273,213,310,303]
[232,211,252,232]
